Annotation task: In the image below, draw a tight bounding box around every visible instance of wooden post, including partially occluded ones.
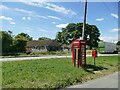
[82,0,87,40]
[94,57,95,66]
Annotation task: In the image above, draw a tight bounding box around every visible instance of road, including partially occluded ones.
[66,72,119,88]
[0,54,118,62]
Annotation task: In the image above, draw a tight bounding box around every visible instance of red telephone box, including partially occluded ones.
[72,39,86,67]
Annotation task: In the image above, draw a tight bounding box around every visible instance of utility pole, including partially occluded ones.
[82,0,87,40]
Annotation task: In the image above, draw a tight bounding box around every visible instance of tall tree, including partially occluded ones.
[14,33,32,53]
[16,33,33,41]
[0,31,13,55]
[55,23,100,49]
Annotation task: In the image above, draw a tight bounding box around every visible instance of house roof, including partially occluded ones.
[26,40,61,47]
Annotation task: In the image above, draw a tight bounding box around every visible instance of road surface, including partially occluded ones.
[66,72,119,88]
[0,54,118,62]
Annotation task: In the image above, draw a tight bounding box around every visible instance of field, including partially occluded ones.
[2,56,119,89]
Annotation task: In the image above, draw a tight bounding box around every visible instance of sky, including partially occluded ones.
[0,1,119,43]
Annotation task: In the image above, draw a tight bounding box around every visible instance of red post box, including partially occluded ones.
[92,50,97,66]
[72,39,86,67]
[92,50,97,58]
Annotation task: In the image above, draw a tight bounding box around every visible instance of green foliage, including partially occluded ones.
[0,31,13,55]
[116,41,120,45]
[15,33,32,41]
[0,31,33,55]
[14,33,33,53]
[38,37,51,40]
[55,23,100,49]
[2,56,118,88]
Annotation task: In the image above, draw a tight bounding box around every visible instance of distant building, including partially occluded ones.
[26,40,62,53]
[62,46,71,52]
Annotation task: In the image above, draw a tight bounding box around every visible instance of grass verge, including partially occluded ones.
[2,56,119,89]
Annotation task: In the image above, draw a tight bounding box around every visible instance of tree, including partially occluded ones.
[14,33,32,53]
[55,23,100,49]
[116,41,120,45]
[86,25,100,48]
[0,31,13,55]
[16,33,33,41]
[38,37,51,40]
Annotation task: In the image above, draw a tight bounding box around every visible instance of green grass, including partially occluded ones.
[2,56,119,89]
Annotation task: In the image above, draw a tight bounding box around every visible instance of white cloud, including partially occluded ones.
[10,21,16,24]
[110,28,120,32]
[4,0,120,2]
[52,22,56,24]
[111,13,118,19]
[0,16,16,25]
[15,8,48,20]
[96,18,104,21]
[22,17,26,20]
[56,23,68,28]
[27,17,31,20]
[48,15,62,20]
[0,16,13,21]
[19,0,51,2]
[15,8,33,14]
[45,3,76,15]
[22,17,31,20]
[34,15,48,19]
[100,35,118,43]
[0,5,9,10]
[21,1,76,15]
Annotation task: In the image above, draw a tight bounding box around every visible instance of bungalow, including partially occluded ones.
[62,46,71,52]
[26,40,62,53]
